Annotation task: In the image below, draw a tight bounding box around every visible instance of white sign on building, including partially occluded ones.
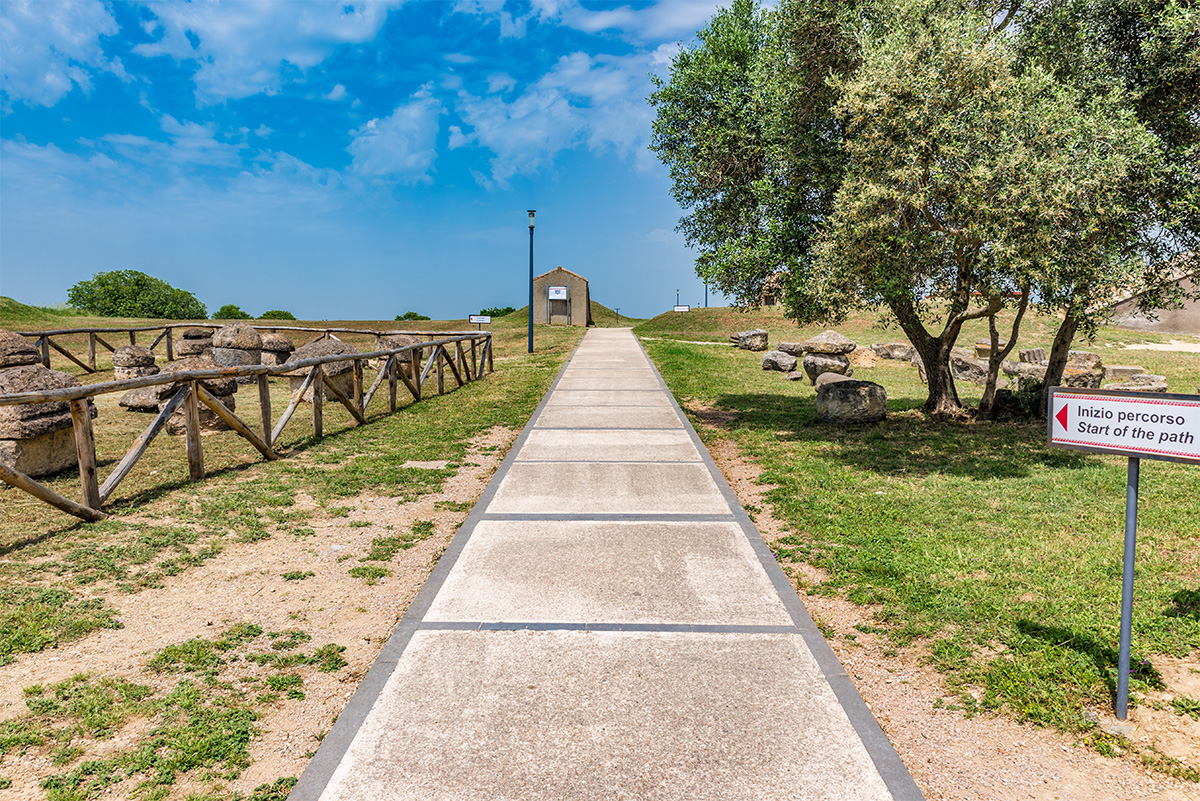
[548,286,568,300]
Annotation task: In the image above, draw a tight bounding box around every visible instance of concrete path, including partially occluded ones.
[292,329,923,801]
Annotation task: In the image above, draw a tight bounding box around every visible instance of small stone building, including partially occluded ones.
[1107,268,1200,335]
[532,267,592,326]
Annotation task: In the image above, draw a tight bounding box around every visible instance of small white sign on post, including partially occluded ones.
[1048,387,1200,722]
[1048,389,1200,464]
[673,305,690,313]
[468,315,491,325]
[548,286,568,300]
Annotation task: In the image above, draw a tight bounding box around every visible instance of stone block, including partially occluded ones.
[1105,365,1145,382]
[816,379,886,424]
[802,353,851,385]
[734,329,769,351]
[0,427,78,477]
[761,351,797,372]
[114,364,159,382]
[974,340,1006,359]
[165,392,235,435]
[0,329,40,368]
[1060,367,1103,389]
[848,348,877,368]
[798,330,856,354]
[951,353,990,385]
[871,343,914,360]
[1067,350,1104,370]
[1019,348,1047,364]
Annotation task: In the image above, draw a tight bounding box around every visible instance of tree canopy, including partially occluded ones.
[214,304,253,320]
[650,0,1200,416]
[67,270,207,320]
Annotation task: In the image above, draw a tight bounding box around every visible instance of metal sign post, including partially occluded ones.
[1048,388,1200,719]
[674,305,689,335]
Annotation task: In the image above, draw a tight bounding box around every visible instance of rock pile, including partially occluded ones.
[789,330,856,385]
[285,338,360,402]
[816,378,887,424]
[213,322,262,383]
[260,332,295,366]
[176,328,214,357]
[1105,373,1169,393]
[112,345,158,382]
[0,329,96,476]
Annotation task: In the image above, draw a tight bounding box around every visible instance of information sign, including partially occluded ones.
[673,305,690,313]
[1048,388,1200,465]
[468,315,491,324]
[548,286,568,300]
[1048,387,1199,722]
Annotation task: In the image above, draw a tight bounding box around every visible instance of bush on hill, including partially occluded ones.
[479,306,516,317]
[214,304,253,320]
[259,310,296,320]
[67,270,207,320]
[396,311,431,321]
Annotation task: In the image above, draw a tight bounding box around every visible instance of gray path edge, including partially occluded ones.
[634,336,925,801]
[288,349,577,801]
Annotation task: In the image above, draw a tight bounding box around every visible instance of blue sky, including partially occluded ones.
[0,0,729,320]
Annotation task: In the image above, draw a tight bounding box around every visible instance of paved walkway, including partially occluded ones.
[292,328,923,801]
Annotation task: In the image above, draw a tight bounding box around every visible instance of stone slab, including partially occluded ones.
[425,521,794,626]
[543,390,674,408]
[488,462,728,515]
[555,377,664,391]
[515,429,701,462]
[535,405,684,429]
[319,630,893,801]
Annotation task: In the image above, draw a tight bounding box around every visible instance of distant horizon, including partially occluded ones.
[0,1,730,321]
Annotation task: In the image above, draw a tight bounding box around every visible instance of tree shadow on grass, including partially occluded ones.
[1166,586,1200,620]
[1016,619,1165,701]
[703,391,1095,481]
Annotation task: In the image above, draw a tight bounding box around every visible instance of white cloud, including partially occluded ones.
[454,51,655,188]
[0,0,122,107]
[99,115,243,170]
[134,0,403,104]
[325,83,348,101]
[455,0,723,43]
[486,73,517,94]
[444,53,477,65]
[348,83,443,182]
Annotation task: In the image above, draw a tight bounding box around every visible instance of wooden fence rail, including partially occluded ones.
[14,324,467,374]
[0,333,492,522]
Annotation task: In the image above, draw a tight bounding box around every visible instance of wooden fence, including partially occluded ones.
[13,324,453,374]
[0,332,493,522]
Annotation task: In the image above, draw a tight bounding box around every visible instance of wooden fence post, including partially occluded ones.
[184,382,204,481]
[166,327,174,361]
[88,333,97,371]
[353,359,364,417]
[258,374,272,444]
[487,336,494,372]
[313,366,324,438]
[70,399,101,510]
[129,330,136,347]
[436,347,444,395]
[388,358,397,413]
[39,336,50,368]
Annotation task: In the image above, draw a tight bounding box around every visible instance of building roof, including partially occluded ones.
[533,266,588,283]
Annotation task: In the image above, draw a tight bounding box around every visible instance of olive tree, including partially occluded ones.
[67,270,206,320]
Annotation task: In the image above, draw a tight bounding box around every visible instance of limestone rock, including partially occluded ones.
[0,364,78,421]
[1067,351,1104,371]
[777,342,805,357]
[1060,367,1103,389]
[784,371,806,382]
[1106,376,1168,392]
[871,343,914,361]
[119,386,162,412]
[762,350,797,372]
[0,329,41,368]
[112,345,156,367]
[175,338,212,357]
[286,339,360,401]
[974,340,1006,359]
[799,330,856,355]
[182,327,214,340]
[816,379,886,424]
[0,364,95,476]
[165,391,236,435]
[734,329,769,351]
[814,372,856,389]
[154,355,237,399]
[0,428,78,477]
[951,352,990,385]
[213,322,262,350]
[1104,365,1145,382]
[378,334,424,366]
[1019,348,1047,364]
[848,348,877,369]
[114,364,160,382]
[260,333,295,366]
[803,352,851,385]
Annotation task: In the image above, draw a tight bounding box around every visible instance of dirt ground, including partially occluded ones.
[3,416,1198,799]
[704,432,1200,801]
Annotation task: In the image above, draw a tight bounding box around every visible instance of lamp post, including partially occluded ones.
[676,289,680,306]
[527,210,536,353]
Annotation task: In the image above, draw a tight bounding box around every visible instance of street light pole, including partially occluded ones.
[527,210,536,354]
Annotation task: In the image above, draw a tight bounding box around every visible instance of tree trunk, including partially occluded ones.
[1041,312,1080,415]
[979,292,1028,421]
[909,335,962,418]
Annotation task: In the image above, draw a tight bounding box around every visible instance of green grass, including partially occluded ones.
[347,565,390,585]
[361,520,435,561]
[0,588,122,666]
[643,326,1200,757]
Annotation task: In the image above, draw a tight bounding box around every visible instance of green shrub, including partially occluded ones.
[67,270,206,320]
[259,309,296,320]
[479,306,515,317]
[396,311,431,321]
[214,304,252,320]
